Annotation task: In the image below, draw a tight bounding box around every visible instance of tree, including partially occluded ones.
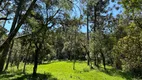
[113,22,142,77]
[0,0,37,72]
[111,0,142,77]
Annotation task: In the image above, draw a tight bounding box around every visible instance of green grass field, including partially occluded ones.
[0,61,132,80]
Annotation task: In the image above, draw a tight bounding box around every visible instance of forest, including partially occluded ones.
[0,0,142,80]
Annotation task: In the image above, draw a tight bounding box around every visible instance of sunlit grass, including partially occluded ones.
[0,61,132,80]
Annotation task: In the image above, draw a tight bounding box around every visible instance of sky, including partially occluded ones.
[3,0,123,33]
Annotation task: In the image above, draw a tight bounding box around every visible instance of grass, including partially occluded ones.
[0,61,132,80]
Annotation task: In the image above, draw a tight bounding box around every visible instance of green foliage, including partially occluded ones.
[120,0,142,12]
[113,22,142,78]
[58,0,73,10]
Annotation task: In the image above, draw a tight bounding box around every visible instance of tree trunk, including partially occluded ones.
[100,50,106,70]
[33,43,41,76]
[94,53,99,68]
[0,43,9,71]
[16,61,20,70]
[4,40,14,71]
[86,4,90,66]
[23,52,28,73]
[94,6,97,32]
[10,50,17,67]
[94,55,97,66]
[94,54,97,67]
[87,52,90,65]
[73,54,76,70]
[23,43,31,73]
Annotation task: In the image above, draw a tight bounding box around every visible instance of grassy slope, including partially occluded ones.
[27,61,126,80]
[0,61,131,80]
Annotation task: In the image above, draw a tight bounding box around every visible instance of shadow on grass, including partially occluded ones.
[0,72,15,78]
[101,68,132,80]
[12,73,57,80]
[0,70,23,79]
[0,71,57,80]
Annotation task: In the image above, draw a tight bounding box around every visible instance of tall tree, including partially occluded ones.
[0,0,37,72]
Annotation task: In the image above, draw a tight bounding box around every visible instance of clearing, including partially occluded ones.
[0,61,131,80]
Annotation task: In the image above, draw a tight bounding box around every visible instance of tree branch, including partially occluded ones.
[0,18,11,20]
[0,0,37,49]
